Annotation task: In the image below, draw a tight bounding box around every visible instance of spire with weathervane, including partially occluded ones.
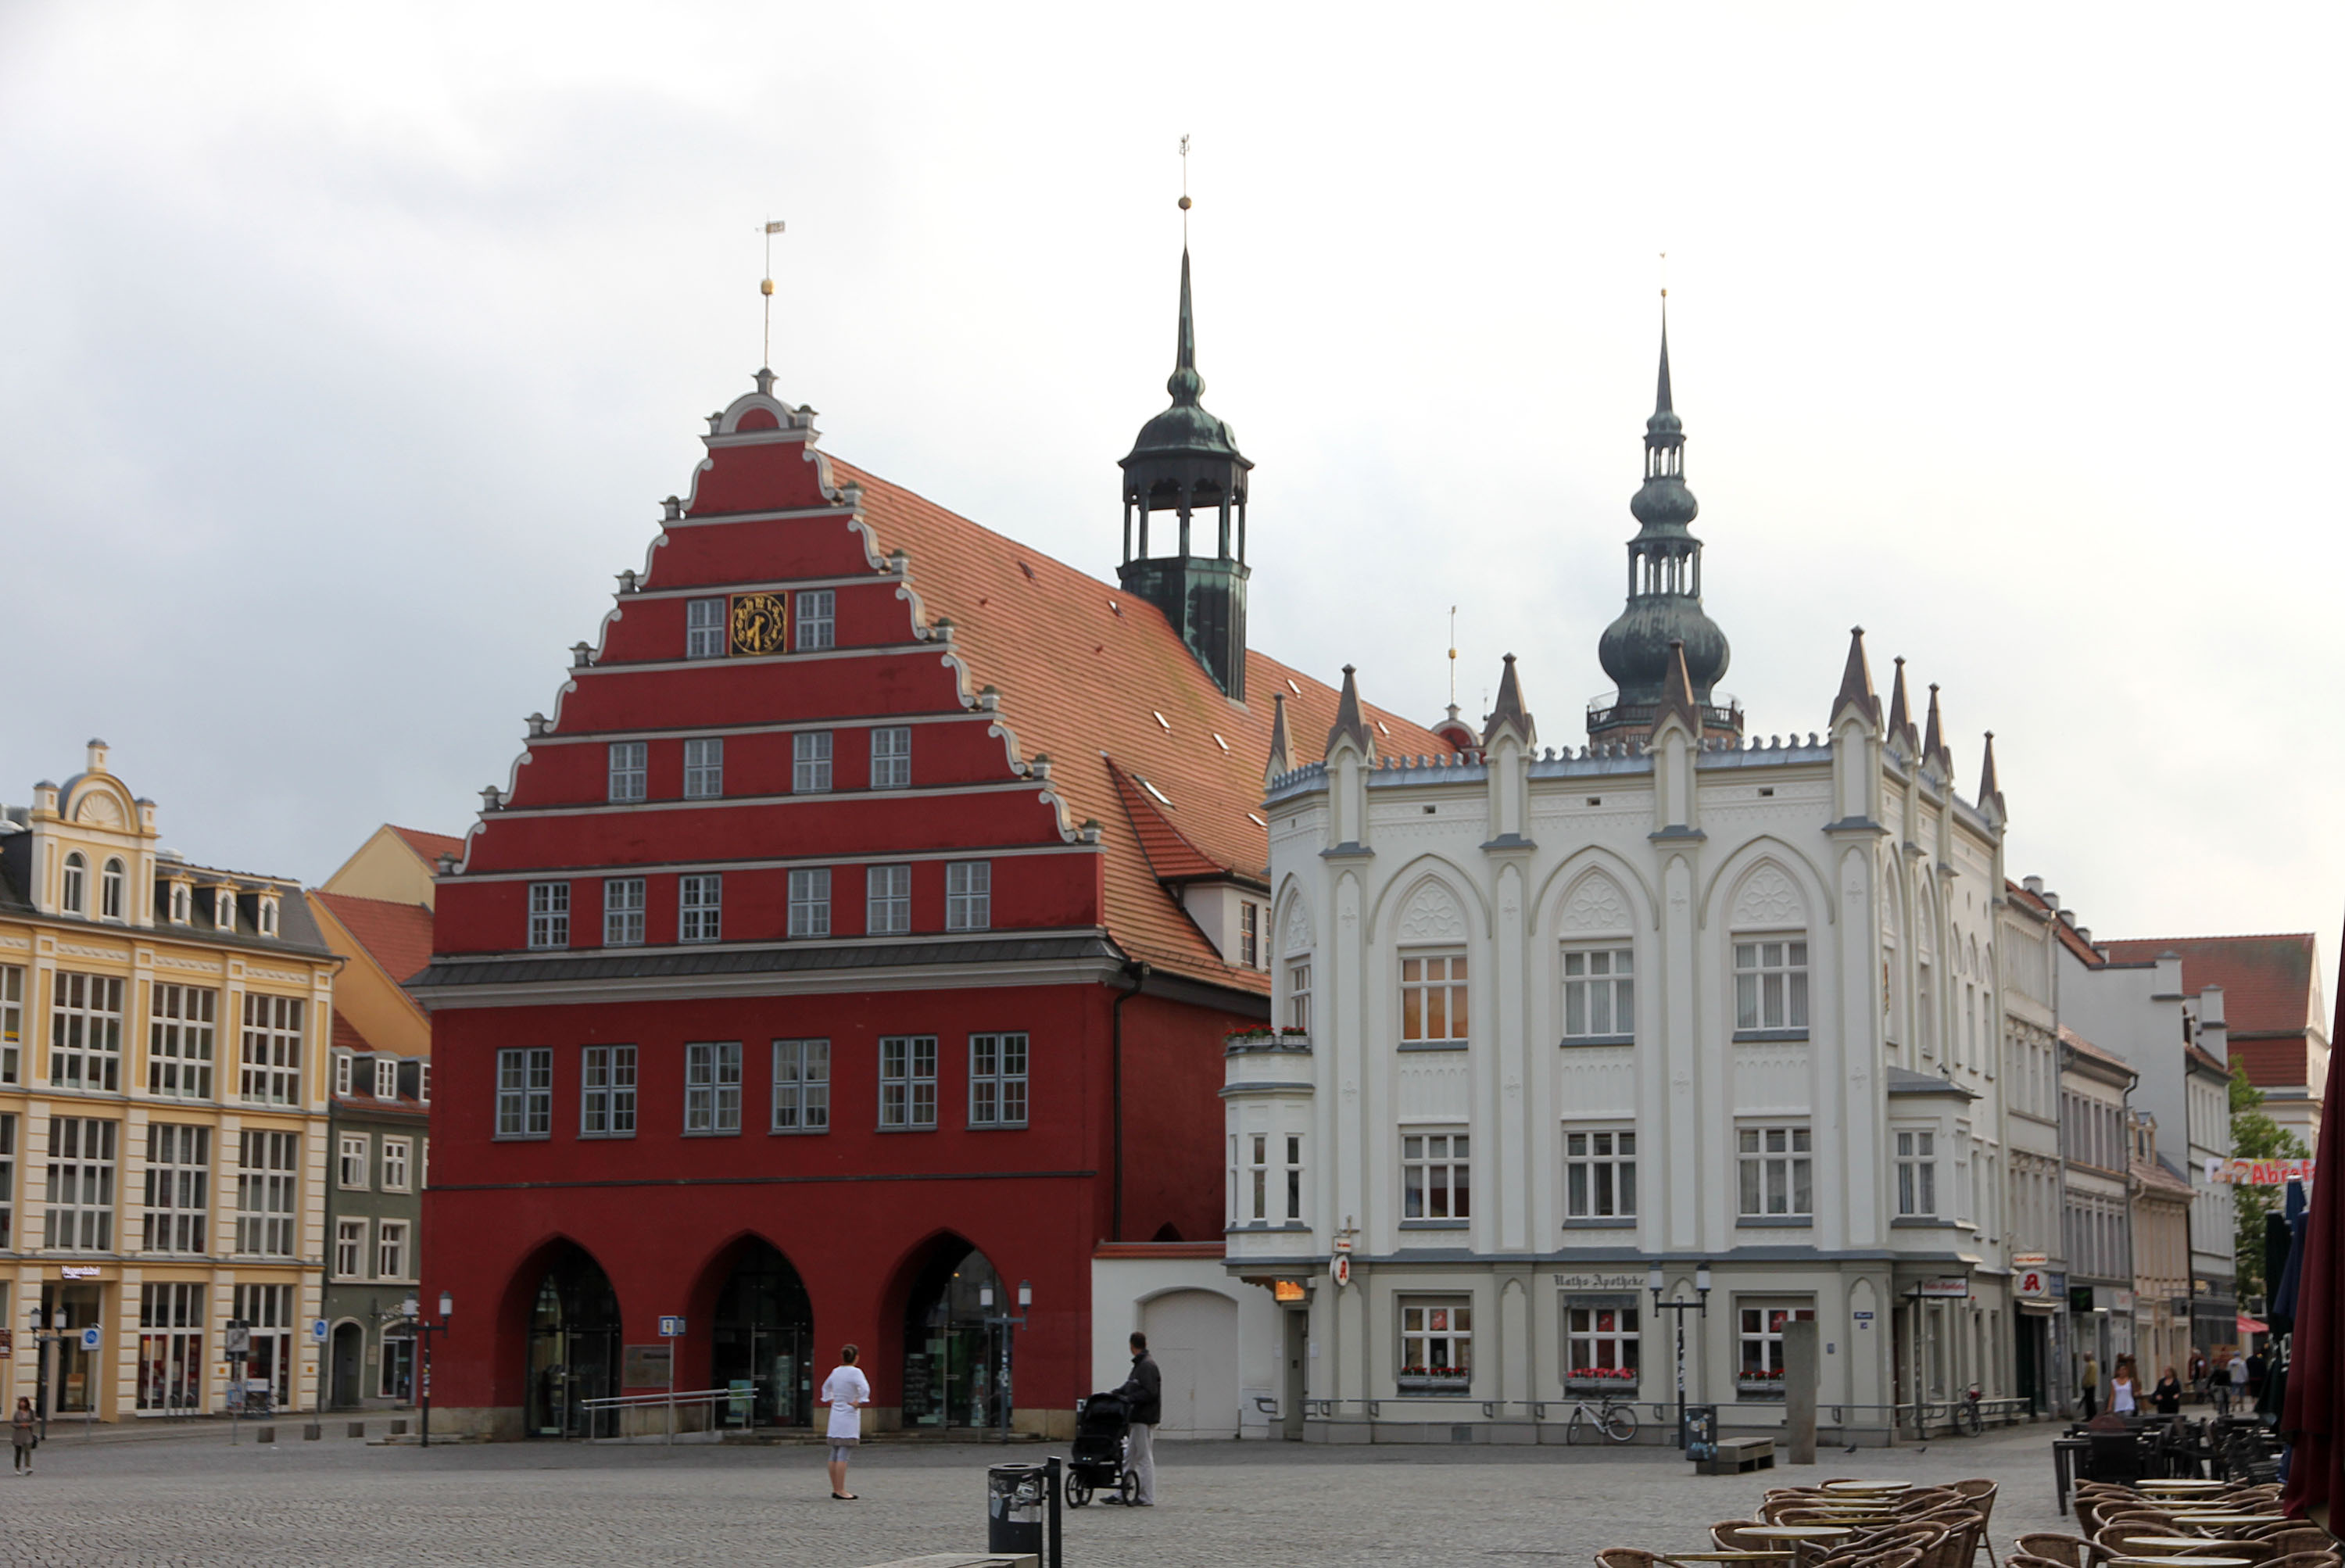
[1119,139,1255,701]
[1591,290,1739,745]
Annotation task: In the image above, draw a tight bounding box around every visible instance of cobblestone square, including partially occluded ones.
[0,1423,2082,1568]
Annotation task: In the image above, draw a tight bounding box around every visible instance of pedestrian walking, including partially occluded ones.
[2079,1352,2100,1419]
[2244,1348,2267,1405]
[2152,1366,2183,1415]
[10,1398,34,1475]
[1108,1331,1161,1508]
[819,1344,870,1501]
[2110,1359,2138,1415]
[2227,1349,2248,1414]
[2188,1349,2207,1405]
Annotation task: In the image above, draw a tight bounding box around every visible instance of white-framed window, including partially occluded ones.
[1286,961,1311,1034]
[793,730,833,793]
[0,1114,13,1249]
[946,861,991,931]
[496,1046,553,1138]
[1561,947,1634,1041]
[170,882,192,923]
[376,1219,409,1280]
[1565,1303,1641,1389]
[788,868,832,938]
[1738,1301,1815,1396]
[685,1041,743,1133]
[1283,1133,1305,1221]
[1241,902,1260,968]
[101,857,125,921]
[148,983,216,1099]
[1738,1125,1814,1218]
[136,1282,206,1412]
[239,993,303,1104]
[607,740,648,802]
[335,1219,364,1279]
[679,874,722,943]
[213,887,238,933]
[231,1283,294,1410]
[48,971,124,1092]
[374,1056,399,1100]
[1564,1127,1637,1219]
[332,1051,353,1097]
[1241,1132,1270,1223]
[1896,1128,1939,1217]
[773,1038,830,1133]
[968,1033,1029,1128]
[257,897,277,937]
[682,736,724,799]
[686,596,725,658]
[866,864,911,935]
[1398,1298,1472,1390]
[61,851,87,914]
[0,965,17,1086]
[879,1035,938,1129]
[381,1137,411,1192]
[869,725,910,788]
[1403,1130,1470,1220]
[603,877,646,947]
[1400,954,1469,1047]
[1734,938,1809,1033]
[234,1129,298,1257]
[418,1062,431,1105]
[338,1133,371,1189]
[581,1044,637,1137]
[44,1116,116,1250]
[528,882,571,949]
[795,588,836,649]
[141,1123,209,1254]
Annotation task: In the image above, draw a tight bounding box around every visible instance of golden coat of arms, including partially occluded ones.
[729,592,788,655]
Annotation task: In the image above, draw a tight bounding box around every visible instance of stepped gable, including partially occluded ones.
[835,460,1453,986]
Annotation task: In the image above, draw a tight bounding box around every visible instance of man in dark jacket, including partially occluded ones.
[1112,1332,1162,1506]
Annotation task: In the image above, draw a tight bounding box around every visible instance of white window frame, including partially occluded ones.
[1564,1302,1641,1391]
[100,857,125,921]
[1564,1126,1638,1220]
[257,897,277,937]
[381,1137,411,1192]
[1286,960,1312,1035]
[214,887,238,933]
[1737,1125,1814,1219]
[338,1133,371,1190]
[234,1129,298,1258]
[332,1050,353,1097]
[794,588,835,650]
[141,1122,209,1255]
[1560,945,1635,1042]
[496,1046,553,1138]
[148,983,216,1100]
[686,596,725,658]
[869,725,910,789]
[136,1282,206,1412]
[0,1113,16,1250]
[793,730,833,793]
[879,1035,938,1129]
[61,852,86,914]
[0,964,18,1086]
[528,882,571,950]
[684,1041,743,1134]
[375,1219,409,1281]
[580,1044,637,1137]
[335,1219,364,1280]
[170,882,192,923]
[682,736,724,799]
[603,877,646,947]
[946,861,991,931]
[607,740,648,802]
[1400,952,1469,1047]
[238,993,303,1105]
[48,971,125,1093]
[1402,1129,1471,1221]
[788,867,832,938]
[1242,1131,1271,1223]
[1241,901,1260,968]
[1734,936,1810,1034]
[679,874,722,943]
[772,1038,830,1133]
[231,1283,294,1410]
[968,1033,1029,1128]
[374,1056,398,1100]
[1896,1127,1939,1218]
[44,1115,116,1250]
[866,864,911,935]
[1398,1298,1473,1391]
[1738,1301,1815,1397]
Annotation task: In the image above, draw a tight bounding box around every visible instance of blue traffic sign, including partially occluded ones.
[81,1326,101,1351]
[658,1316,686,1337]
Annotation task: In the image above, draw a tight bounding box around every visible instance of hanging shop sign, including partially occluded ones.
[1917,1278,1971,1299]
[2208,1157,2315,1187]
[1332,1255,1352,1289]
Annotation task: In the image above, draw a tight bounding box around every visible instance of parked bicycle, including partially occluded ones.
[1951,1385,1983,1436]
[1565,1391,1639,1444]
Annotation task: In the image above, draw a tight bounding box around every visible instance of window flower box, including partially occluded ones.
[1398,1366,1470,1394]
[1738,1369,1788,1399]
[1566,1365,1640,1391]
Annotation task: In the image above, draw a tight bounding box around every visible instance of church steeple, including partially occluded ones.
[1591,303,1738,744]
[1119,241,1255,701]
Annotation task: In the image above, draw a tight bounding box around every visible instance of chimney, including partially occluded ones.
[2198,985,2228,1065]
[2058,908,2078,927]
[2022,875,2045,896]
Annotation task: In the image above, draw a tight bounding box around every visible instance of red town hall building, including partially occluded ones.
[413,254,1449,1438]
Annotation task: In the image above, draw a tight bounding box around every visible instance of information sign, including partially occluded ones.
[1917,1278,1971,1299]
[312,1319,329,1343]
[623,1344,672,1387]
[658,1316,686,1337]
[81,1326,102,1351]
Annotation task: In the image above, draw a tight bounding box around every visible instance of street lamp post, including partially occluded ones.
[412,1291,454,1448]
[978,1280,1032,1444]
[1647,1263,1713,1450]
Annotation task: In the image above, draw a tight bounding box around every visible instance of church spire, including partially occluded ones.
[1886,657,1913,743]
[1831,626,1879,729]
[1263,692,1293,786]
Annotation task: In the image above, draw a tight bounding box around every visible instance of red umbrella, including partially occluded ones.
[2279,923,2344,1523]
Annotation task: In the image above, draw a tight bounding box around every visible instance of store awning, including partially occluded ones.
[2238,1313,2268,1335]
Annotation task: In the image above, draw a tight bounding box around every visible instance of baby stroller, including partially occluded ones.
[1064,1391,1137,1506]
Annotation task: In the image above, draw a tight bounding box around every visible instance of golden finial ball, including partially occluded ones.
[761,278,775,296]
[1178,195,1192,211]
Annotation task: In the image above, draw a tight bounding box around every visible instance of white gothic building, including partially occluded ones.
[1223,329,2025,1442]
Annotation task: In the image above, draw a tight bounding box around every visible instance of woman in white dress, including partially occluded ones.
[820,1345,871,1500]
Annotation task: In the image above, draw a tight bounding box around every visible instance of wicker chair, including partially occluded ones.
[2256,1532,2338,1559]
[2014,1533,2118,1568]
[1595,1550,1667,1568]
[2260,1552,2343,1568]
[1717,1523,1785,1552]
[1948,1480,2000,1566]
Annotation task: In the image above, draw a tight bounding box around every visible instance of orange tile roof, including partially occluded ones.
[1108,758,1240,885]
[2099,934,2326,1042]
[313,890,436,989]
[331,1011,376,1054]
[834,459,1456,990]
[389,826,465,865]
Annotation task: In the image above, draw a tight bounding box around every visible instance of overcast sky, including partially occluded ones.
[2,4,2338,954]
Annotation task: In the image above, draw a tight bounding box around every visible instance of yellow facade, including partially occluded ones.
[1,742,337,1421]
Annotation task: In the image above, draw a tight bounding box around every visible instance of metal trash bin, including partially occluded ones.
[988,1462,1048,1559]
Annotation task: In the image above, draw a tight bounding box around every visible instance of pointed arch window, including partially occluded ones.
[100,858,126,921]
[61,852,87,915]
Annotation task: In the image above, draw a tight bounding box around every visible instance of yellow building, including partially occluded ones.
[0,742,338,1421]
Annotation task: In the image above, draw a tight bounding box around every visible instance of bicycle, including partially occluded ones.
[1564,1391,1639,1444]
[1952,1384,1983,1437]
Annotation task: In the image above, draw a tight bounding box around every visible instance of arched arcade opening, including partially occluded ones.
[524,1244,622,1439]
[898,1237,1005,1431]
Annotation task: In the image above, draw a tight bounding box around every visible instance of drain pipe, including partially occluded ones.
[1111,961,1150,1241]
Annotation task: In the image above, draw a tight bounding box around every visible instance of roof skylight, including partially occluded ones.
[1212,732,1229,753]
[1143,779,1174,807]
[1152,711,1171,732]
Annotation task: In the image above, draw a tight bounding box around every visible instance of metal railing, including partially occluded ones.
[575,1387,746,1444]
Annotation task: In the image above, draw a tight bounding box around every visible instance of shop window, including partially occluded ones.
[1398,1299,1472,1392]
[1565,1303,1640,1390]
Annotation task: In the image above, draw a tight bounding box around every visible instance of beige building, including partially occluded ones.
[1,743,338,1420]
[2128,1112,2194,1383]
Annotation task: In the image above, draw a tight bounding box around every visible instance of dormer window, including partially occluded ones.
[214,889,238,933]
[170,883,192,924]
[375,1056,399,1100]
[257,897,278,937]
[62,852,87,914]
[100,858,125,921]
[333,1051,353,1097]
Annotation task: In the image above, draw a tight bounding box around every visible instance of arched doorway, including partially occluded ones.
[329,1322,363,1409]
[900,1240,1002,1430]
[525,1246,622,1439]
[710,1240,814,1430]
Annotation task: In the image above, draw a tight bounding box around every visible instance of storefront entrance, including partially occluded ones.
[710,1241,814,1430]
[38,1283,105,1416]
[525,1248,622,1439]
[331,1322,363,1409]
[900,1242,1004,1430]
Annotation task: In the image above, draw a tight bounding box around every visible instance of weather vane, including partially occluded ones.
[1448,606,1459,709]
[1659,249,1668,301]
[760,218,786,369]
[1178,134,1192,239]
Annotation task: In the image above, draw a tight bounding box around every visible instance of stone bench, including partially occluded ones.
[1697,1436,1776,1474]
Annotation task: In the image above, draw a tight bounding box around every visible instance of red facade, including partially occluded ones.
[414,374,1442,1437]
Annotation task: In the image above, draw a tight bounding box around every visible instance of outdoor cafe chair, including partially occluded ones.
[2258,1552,2342,1568]
[2014,1534,2120,1568]
[1595,1549,1668,1568]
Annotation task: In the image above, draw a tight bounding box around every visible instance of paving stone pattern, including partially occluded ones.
[0,1423,2080,1568]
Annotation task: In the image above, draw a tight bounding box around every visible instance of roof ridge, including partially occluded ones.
[1104,757,1233,882]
